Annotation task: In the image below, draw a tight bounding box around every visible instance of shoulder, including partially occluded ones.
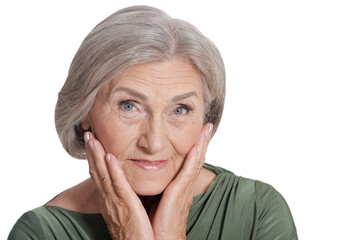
[253,180,298,239]
[8,179,103,239]
[204,163,298,239]
[253,180,294,222]
[8,206,111,239]
[8,206,61,239]
[254,180,289,206]
[254,180,286,206]
[8,208,46,239]
[205,163,293,210]
[204,163,258,198]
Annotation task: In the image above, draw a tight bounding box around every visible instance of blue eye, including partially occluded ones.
[120,101,135,111]
[174,107,184,115]
[173,105,191,115]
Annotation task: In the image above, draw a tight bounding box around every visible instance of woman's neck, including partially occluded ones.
[45,167,216,214]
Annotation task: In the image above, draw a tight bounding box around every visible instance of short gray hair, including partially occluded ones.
[55,5,226,159]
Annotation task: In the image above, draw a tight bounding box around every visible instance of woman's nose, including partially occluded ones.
[137,116,167,154]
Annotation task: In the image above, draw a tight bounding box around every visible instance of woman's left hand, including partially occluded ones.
[150,123,213,240]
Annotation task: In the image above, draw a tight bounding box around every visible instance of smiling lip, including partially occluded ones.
[131,159,168,171]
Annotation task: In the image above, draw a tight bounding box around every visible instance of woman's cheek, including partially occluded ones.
[95,115,141,156]
[171,123,202,156]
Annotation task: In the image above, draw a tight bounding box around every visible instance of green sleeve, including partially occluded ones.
[8,211,46,240]
[255,181,298,240]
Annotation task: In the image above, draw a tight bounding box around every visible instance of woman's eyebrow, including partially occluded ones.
[171,92,198,102]
[112,87,148,101]
[112,87,198,102]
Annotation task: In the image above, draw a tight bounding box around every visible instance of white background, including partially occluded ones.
[1,0,360,239]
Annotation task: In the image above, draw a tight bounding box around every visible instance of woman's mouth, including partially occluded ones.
[131,159,168,171]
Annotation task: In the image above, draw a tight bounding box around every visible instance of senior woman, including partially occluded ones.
[9,5,298,240]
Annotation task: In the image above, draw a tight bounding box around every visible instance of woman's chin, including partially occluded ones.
[133,184,166,196]
[128,177,171,196]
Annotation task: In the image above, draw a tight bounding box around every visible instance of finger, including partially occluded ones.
[84,132,116,197]
[198,123,213,166]
[177,123,213,182]
[106,153,142,206]
[184,123,212,173]
[84,132,102,191]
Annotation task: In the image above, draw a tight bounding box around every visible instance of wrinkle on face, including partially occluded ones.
[83,58,205,195]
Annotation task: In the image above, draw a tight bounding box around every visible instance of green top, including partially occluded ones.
[8,164,298,239]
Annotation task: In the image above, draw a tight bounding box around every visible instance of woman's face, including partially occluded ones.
[82,58,204,195]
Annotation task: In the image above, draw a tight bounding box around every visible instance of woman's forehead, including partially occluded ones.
[103,58,203,96]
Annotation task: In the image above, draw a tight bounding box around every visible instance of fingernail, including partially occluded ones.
[85,132,90,143]
[106,154,111,162]
[197,144,200,152]
[88,139,93,150]
[208,124,213,136]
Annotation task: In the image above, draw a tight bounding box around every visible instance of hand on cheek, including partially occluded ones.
[83,122,213,240]
[151,123,213,239]
[84,131,154,240]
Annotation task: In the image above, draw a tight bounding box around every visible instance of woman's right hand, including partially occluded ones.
[84,132,154,240]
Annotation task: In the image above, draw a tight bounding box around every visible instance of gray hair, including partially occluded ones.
[55,5,226,159]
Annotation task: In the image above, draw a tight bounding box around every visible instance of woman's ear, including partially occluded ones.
[81,117,91,131]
